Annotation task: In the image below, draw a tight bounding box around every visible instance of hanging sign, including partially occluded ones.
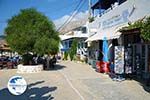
[101,9,129,29]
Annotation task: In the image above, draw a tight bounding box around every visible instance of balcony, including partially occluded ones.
[91,0,127,18]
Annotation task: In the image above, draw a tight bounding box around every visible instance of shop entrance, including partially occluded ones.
[131,44,150,79]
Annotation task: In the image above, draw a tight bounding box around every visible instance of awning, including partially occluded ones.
[73,33,88,38]
[86,23,128,42]
[85,27,122,42]
[59,35,73,41]
[0,47,11,51]
[60,33,88,41]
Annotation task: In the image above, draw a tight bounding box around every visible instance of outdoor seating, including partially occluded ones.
[0,61,3,69]
[2,60,7,68]
[0,56,20,69]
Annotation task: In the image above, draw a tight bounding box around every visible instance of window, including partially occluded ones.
[69,40,72,48]
[78,43,81,48]
[82,27,87,33]
[84,43,87,48]
[64,41,68,48]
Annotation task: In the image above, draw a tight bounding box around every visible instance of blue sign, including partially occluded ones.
[101,9,129,29]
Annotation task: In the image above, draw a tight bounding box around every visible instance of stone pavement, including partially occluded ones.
[0,60,150,100]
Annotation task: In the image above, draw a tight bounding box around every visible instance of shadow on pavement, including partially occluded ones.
[141,84,150,93]
[138,82,150,93]
[54,64,66,70]
[132,78,150,93]
[0,80,57,100]
[47,64,66,71]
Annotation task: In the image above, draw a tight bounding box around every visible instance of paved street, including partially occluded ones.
[0,61,150,100]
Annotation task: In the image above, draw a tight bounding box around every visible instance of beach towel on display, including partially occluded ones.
[114,46,124,74]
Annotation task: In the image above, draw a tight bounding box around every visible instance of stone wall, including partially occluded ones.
[17,64,43,73]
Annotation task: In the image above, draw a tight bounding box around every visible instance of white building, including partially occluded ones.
[59,24,89,61]
[87,0,150,41]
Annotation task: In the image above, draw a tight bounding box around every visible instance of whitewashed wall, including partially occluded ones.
[88,0,150,34]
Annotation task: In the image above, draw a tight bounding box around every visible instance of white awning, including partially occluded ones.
[59,35,74,41]
[73,33,88,38]
[60,33,88,41]
[86,23,128,42]
[85,27,122,42]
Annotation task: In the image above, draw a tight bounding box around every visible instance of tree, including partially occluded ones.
[88,17,94,23]
[69,39,78,61]
[5,8,60,64]
[64,51,68,60]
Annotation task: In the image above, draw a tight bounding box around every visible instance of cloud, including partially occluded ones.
[54,11,88,29]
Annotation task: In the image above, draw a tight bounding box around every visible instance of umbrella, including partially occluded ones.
[102,37,109,62]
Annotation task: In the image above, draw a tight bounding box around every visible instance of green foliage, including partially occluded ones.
[88,17,94,23]
[120,20,143,31]
[141,17,150,41]
[64,51,68,60]
[5,8,60,55]
[69,51,74,61]
[69,39,78,61]
[128,21,143,30]
[34,36,59,56]
[120,16,150,41]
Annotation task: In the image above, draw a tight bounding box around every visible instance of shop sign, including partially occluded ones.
[101,9,129,29]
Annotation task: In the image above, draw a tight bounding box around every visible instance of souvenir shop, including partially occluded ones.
[86,0,150,83]
[119,28,150,81]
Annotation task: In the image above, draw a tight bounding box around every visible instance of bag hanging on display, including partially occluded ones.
[114,46,124,74]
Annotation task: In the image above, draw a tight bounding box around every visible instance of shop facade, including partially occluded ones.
[120,28,150,81]
[86,0,150,81]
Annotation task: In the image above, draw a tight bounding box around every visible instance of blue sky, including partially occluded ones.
[0,0,97,35]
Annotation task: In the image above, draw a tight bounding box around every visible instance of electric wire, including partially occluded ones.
[57,0,86,32]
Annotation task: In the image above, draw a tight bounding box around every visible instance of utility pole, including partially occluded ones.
[99,0,101,16]
[88,0,92,18]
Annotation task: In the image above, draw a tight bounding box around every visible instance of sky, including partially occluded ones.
[0,0,97,35]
